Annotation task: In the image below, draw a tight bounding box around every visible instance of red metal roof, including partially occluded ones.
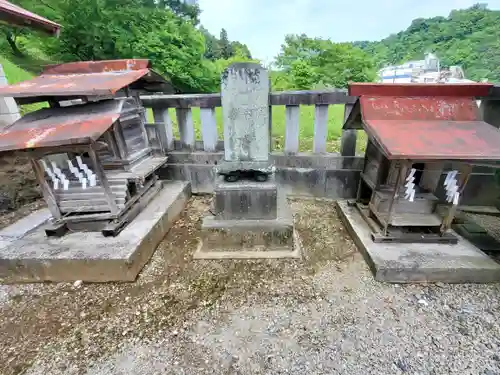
[0,99,122,152]
[0,59,166,100]
[349,82,493,97]
[0,0,60,36]
[351,83,500,161]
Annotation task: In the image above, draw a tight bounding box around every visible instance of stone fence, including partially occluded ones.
[140,86,500,205]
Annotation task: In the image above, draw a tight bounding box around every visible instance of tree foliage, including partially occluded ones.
[200,27,252,61]
[218,28,232,59]
[275,34,377,90]
[353,4,500,81]
[5,0,254,93]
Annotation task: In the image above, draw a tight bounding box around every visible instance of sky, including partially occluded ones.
[198,0,500,65]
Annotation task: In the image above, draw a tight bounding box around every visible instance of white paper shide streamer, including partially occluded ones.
[444,170,460,205]
[404,168,416,202]
[76,155,96,188]
[42,156,97,192]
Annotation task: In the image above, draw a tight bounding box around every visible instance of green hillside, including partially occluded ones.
[353,4,500,82]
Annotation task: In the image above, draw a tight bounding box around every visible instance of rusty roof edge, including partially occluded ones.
[0,66,169,101]
[41,59,152,75]
[0,0,61,33]
[0,99,123,152]
[348,82,494,98]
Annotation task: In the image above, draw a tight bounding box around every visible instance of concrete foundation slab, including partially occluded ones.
[0,181,191,283]
[194,197,301,260]
[336,200,500,283]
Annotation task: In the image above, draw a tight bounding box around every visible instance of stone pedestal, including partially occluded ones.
[194,63,300,260]
[194,179,300,259]
[213,175,277,220]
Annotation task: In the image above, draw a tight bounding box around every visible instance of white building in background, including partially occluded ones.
[379,53,440,83]
[183,0,198,5]
[378,53,477,84]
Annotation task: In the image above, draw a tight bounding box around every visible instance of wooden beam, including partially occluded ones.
[88,144,120,214]
[112,122,128,159]
[30,158,61,219]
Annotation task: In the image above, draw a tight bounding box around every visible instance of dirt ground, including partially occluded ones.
[1,197,500,375]
[0,154,43,228]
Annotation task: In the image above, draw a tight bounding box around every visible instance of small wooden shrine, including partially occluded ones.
[0,59,171,237]
[344,82,500,243]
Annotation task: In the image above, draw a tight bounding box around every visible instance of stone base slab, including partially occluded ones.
[336,200,500,283]
[193,229,302,259]
[0,181,191,283]
[194,197,301,260]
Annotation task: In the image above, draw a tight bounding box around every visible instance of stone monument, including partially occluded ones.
[194,62,300,259]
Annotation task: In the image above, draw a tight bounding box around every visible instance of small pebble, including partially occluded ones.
[73,280,83,288]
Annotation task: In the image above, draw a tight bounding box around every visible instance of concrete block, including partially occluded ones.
[0,97,20,115]
[275,167,326,197]
[0,112,20,130]
[0,181,191,283]
[194,195,301,259]
[214,175,277,220]
[336,200,500,283]
[325,169,360,198]
[188,164,216,194]
[0,209,51,240]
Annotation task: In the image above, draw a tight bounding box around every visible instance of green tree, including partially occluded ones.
[276,34,377,89]
[200,26,220,60]
[7,0,253,92]
[230,41,251,59]
[34,0,215,92]
[289,60,317,90]
[154,0,201,25]
[219,28,233,59]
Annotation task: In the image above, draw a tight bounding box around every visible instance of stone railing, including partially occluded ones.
[140,90,362,197]
[140,86,500,205]
[141,90,357,154]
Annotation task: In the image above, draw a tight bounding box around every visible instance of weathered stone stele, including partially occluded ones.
[195,63,300,259]
[218,62,272,174]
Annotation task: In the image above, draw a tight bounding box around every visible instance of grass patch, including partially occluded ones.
[147,105,366,153]
[0,55,48,115]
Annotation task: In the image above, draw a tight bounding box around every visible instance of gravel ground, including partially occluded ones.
[2,197,500,375]
[466,213,500,242]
